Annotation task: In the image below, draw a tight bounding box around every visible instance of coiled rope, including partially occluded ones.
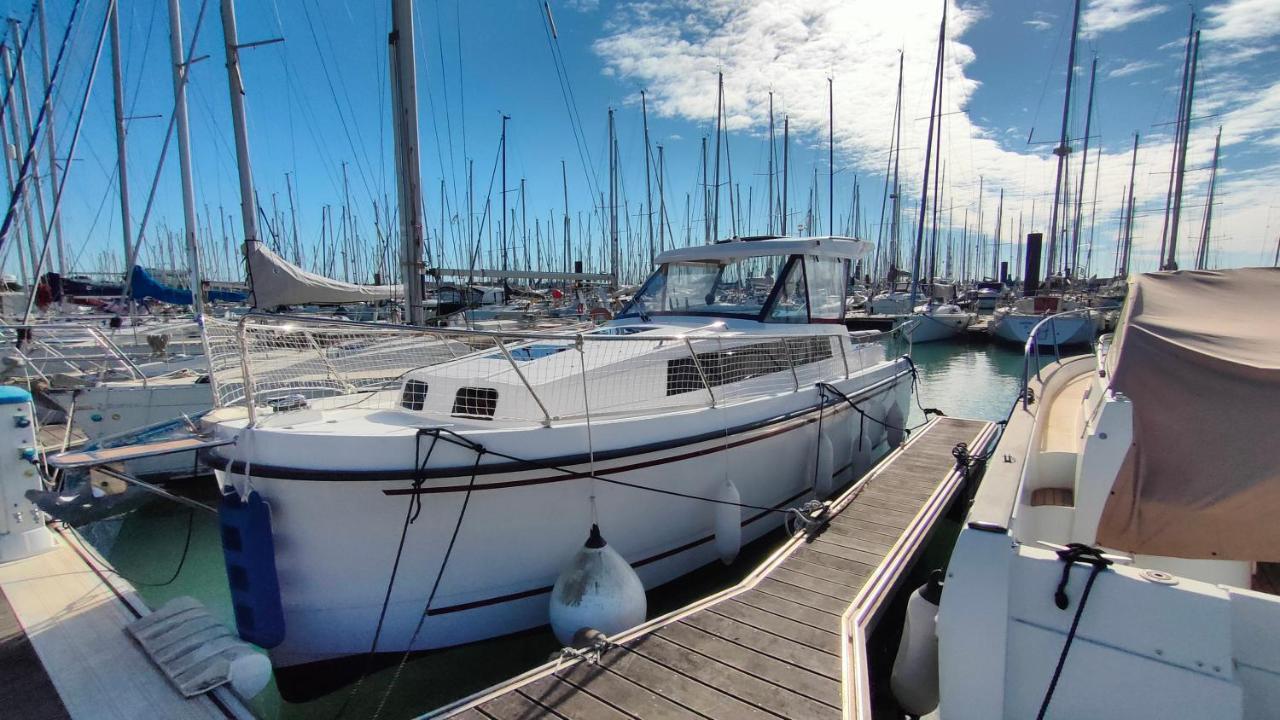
[1036,544,1112,720]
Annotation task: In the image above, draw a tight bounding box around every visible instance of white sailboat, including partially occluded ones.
[901,300,974,343]
[931,266,1280,719]
[203,236,916,689]
[988,294,1097,347]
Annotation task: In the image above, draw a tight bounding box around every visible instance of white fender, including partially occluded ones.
[807,430,836,500]
[549,524,647,646]
[866,398,888,448]
[714,479,742,565]
[885,400,906,448]
[890,574,942,715]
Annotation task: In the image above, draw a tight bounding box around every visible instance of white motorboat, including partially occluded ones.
[925,268,1280,719]
[201,237,917,694]
[988,294,1098,347]
[901,302,975,344]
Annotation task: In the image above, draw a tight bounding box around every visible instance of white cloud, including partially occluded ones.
[1204,0,1280,44]
[1081,0,1167,40]
[1024,19,1051,31]
[1107,59,1158,78]
[592,0,1280,269]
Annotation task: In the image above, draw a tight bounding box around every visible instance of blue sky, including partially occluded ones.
[7,0,1279,285]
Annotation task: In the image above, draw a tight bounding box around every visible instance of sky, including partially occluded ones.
[4,0,1279,285]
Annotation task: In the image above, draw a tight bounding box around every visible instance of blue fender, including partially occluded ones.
[220,490,286,648]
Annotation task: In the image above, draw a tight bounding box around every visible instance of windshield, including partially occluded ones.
[622,256,791,318]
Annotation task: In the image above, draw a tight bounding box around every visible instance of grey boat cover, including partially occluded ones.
[1097,267,1280,561]
[246,241,400,307]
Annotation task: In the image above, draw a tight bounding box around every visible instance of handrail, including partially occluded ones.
[1020,308,1093,409]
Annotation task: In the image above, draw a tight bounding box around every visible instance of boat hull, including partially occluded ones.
[207,360,913,673]
[988,311,1096,347]
[903,312,973,344]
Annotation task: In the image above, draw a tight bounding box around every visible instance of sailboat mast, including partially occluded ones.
[642,89,654,263]
[218,0,262,301]
[167,0,204,315]
[561,159,569,274]
[767,91,774,235]
[909,0,946,310]
[389,0,427,324]
[828,76,834,236]
[109,2,133,279]
[657,144,666,253]
[500,113,508,272]
[1195,125,1221,270]
[1045,0,1082,281]
[712,71,723,240]
[1165,30,1199,270]
[781,115,789,236]
[1069,55,1097,277]
[1159,13,1196,268]
[35,0,65,277]
[1121,133,1139,276]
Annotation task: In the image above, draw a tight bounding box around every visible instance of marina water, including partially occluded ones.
[83,339,1031,719]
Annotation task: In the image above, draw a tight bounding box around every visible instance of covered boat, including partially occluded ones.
[932,267,1280,719]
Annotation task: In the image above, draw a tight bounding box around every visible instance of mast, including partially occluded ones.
[909,0,946,310]
[657,144,666,254]
[218,0,262,297]
[828,76,834,236]
[9,18,53,281]
[167,0,204,315]
[1045,0,1082,281]
[993,188,1003,280]
[500,113,508,272]
[1165,30,1199,270]
[1120,133,1139,277]
[712,71,723,240]
[561,159,569,274]
[1159,13,1196,267]
[767,91,774,234]
[1069,55,1097,277]
[389,0,427,323]
[35,0,65,276]
[642,89,653,262]
[608,107,618,286]
[889,55,903,284]
[781,115,789,236]
[1195,126,1221,270]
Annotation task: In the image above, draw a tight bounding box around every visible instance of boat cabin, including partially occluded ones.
[618,236,867,326]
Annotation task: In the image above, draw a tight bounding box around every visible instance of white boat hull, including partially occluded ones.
[903,311,973,344]
[988,311,1096,347]
[208,360,913,672]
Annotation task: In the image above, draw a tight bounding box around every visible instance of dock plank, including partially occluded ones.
[515,673,635,720]
[441,418,994,720]
[680,612,838,679]
[650,623,841,710]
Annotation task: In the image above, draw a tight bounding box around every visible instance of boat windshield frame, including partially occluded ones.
[618,254,847,324]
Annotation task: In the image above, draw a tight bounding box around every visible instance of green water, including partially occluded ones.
[87,340,1033,720]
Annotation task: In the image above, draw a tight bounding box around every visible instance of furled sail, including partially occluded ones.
[246,241,400,308]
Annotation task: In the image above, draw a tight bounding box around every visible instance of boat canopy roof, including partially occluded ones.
[1097,267,1280,561]
[654,236,870,265]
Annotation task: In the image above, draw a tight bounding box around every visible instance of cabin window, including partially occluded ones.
[765,257,809,323]
[804,256,847,321]
[401,380,429,410]
[452,387,499,419]
[621,256,790,319]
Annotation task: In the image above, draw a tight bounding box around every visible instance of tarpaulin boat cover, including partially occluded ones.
[245,241,400,308]
[1097,267,1280,561]
[129,266,246,305]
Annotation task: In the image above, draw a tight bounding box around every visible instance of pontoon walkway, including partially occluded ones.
[426,416,997,720]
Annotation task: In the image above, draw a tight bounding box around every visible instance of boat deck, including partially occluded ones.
[0,525,253,720]
[427,416,997,720]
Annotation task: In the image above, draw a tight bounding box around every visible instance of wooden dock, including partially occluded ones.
[0,525,254,720]
[427,416,997,720]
